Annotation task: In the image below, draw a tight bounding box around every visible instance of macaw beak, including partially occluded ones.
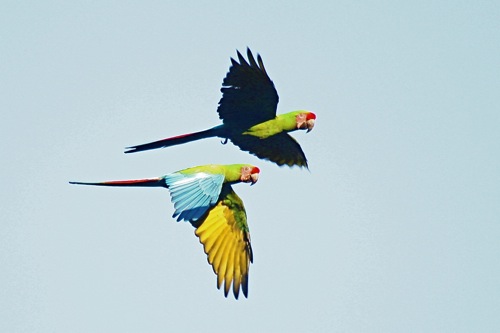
[250,173,259,185]
[297,112,316,132]
[306,118,315,133]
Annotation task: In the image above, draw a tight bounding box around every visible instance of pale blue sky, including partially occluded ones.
[2,1,499,332]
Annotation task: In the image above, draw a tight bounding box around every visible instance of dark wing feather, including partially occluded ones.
[230,133,308,168]
[217,48,279,129]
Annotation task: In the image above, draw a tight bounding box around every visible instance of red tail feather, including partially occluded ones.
[125,125,225,154]
[69,177,164,187]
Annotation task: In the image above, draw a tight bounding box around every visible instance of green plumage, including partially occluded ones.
[177,164,254,184]
[70,164,258,298]
[124,49,316,168]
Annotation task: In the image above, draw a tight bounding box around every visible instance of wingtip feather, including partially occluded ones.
[236,50,249,67]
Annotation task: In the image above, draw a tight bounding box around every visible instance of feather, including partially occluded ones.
[193,187,252,298]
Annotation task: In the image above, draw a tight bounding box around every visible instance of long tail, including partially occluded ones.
[69,177,165,187]
[124,125,226,154]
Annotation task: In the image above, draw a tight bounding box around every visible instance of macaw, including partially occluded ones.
[125,48,316,168]
[70,164,260,299]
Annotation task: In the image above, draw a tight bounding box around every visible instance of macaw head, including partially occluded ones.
[296,111,316,133]
[240,165,260,185]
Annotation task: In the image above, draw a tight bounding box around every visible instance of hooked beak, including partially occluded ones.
[250,173,259,185]
[306,118,315,133]
[297,112,316,132]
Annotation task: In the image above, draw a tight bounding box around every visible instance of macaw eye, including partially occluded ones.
[296,114,306,121]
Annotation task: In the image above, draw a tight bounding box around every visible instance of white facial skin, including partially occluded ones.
[296,113,316,132]
[240,166,259,184]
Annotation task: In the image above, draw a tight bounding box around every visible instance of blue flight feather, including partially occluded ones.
[164,172,225,222]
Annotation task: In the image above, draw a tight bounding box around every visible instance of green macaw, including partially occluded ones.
[70,164,260,299]
[125,48,316,168]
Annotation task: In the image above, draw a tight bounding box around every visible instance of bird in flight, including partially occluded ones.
[70,164,260,299]
[125,48,316,168]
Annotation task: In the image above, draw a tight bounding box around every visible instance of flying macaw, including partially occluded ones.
[70,164,260,299]
[125,48,316,168]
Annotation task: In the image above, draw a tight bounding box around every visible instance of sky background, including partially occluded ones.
[2,1,499,332]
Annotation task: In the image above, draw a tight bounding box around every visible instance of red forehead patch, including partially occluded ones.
[306,112,316,120]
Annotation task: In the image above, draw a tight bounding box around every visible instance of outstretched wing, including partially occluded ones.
[217,48,279,129]
[193,186,253,299]
[164,172,225,222]
[230,133,308,168]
